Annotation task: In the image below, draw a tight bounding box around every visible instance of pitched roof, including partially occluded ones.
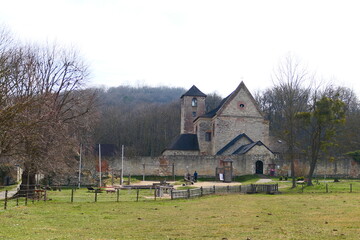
[233,141,274,155]
[165,134,200,151]
[216,81,264,117]
[181,85,207,98]
[216,133,254,155]
[197,81,263,120]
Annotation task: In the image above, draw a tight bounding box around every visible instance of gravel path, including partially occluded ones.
[0,183,21,200]
[256,179,273,183]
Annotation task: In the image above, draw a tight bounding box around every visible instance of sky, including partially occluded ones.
[1,0,360,97]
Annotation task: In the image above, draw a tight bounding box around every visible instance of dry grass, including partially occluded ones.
[1,192,360,239]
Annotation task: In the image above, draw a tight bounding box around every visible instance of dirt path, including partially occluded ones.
[256,179,273,184]
[130,180,241,189]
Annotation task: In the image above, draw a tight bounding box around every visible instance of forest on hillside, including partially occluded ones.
[91,81,360,162]
[92,85,223,156]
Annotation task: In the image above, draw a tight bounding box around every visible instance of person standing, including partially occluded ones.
[193,171,198,182]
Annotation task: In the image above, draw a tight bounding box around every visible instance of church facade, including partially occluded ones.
[106,82,358,179]
[163,82,277,175]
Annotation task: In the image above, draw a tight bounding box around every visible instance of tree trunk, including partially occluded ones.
[19,170,36,197]
[307,157,317,186]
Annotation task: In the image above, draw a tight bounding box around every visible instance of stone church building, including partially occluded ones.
[163,82,277,176]
[109,81,358,179]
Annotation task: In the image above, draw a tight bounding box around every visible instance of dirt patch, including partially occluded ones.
[129,181,242,189]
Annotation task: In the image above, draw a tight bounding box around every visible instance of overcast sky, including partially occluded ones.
[1,0,360,97]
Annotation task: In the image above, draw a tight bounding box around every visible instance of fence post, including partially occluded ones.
[16,196,19,206]
[71,189,74,203]
[95,191,98,202]
[227,185,230,193]
[136,189,139,202]
[350,183,352,193]
[154,187,157,201]
[117,189,120,202]
[170,189,173,200]
[44,190,47,202]
[4,190,8,210]
[187,189,190,199]
[239,185,241,193]
[326,184,328,193]
[200,187,203,197]
[213,185,216,194]
[172,163,175,182]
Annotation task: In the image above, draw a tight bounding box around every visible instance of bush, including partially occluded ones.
[296,176,305,181]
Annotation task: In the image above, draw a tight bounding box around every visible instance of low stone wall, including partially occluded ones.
[107,154,359,179]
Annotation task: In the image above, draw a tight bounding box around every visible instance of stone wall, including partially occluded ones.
[180,96,206,134]
[106,154,360,179]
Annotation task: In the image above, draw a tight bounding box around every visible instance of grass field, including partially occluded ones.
[1,178,360,239]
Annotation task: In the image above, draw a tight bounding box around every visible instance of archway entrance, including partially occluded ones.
[255,161,263,174]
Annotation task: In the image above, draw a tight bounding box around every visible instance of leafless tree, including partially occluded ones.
[268,54,311,187]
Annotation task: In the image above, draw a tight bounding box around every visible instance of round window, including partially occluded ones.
[239,104,245,108]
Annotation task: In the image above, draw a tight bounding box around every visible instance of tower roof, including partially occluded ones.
[181,85,207,98]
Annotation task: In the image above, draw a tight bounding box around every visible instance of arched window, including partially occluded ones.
[191,98,197,107]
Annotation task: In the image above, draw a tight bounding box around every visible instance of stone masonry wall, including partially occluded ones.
[180,96,206,134]
[106,154,360,179]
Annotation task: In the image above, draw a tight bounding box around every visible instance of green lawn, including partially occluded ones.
[1,189,360,239]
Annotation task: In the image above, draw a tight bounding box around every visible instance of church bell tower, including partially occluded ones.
[180,85,206,134]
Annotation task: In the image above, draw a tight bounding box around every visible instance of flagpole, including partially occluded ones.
[121,145,124,185]
[99,144,102,187]
[78,143,82,188]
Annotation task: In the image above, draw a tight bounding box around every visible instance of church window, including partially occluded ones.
[239,103,245,108]
[192,112,197,117]
[191,98,198,107]
[205,132,212,141]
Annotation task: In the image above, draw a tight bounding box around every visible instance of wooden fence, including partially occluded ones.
[170,184,279,200]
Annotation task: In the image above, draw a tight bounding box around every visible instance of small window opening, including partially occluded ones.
[192,98,198,107]
[239,103,245,108]
[205,132,212,141]
[192,112,197,117]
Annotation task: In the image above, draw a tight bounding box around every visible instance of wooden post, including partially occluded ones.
[154,187,157,201]
[302,183,304,193]
[136,188,139,202]
[213,185,216,194]
[95,191,98,202]
[187,189,190,199]
[239,185,242,193]
[172,163,175,182]
[16,197,19,206]
[4,190,8,210]
[227,185,230,193]
[170,189,173,200]
[200,187,203,197]
[117,189,120,202]
[44,190,47,202]
[71,189,74,203]
[143,164,145,181]
[326,184,328,193]
[350,183,352,193]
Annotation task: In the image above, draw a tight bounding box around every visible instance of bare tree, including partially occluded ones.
[0,28,97,188]
[270,54,311,188]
